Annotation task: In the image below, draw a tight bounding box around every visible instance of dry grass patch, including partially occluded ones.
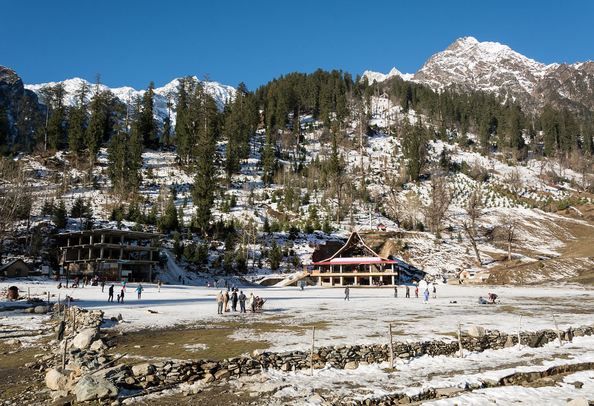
[108,320,331,361]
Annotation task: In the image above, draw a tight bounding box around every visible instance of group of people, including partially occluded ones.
[105,281,144,303]
[216,288,264,314]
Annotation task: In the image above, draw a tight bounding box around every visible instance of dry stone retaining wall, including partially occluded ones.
[36,305,594,403]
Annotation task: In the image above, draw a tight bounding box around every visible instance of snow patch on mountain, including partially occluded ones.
[24,77,235,126]
[362,67,413,83]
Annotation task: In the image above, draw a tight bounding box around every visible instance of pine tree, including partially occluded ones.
[157,196,178,233]
[127,98,144,191]
[261,132,276,185]
[46,83,67,150]
[139,81,157,148]
[53,200,67,229]
[67,81,89,154]
[106,129,128,193]
[541,105,559,157]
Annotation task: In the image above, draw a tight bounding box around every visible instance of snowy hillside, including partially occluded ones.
[6,88,594,288]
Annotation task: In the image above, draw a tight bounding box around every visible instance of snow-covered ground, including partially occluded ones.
[2,278,593,405]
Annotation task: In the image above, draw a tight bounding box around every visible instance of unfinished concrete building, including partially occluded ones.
[57,229,162,283]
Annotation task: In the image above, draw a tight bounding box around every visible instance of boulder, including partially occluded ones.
[34,305,49,314]
[90,339,107,352]
[72,328,99,350]
[74,375,118,402]
[467,326,486,338]
[132,363,155,377]
[45,368,71,391]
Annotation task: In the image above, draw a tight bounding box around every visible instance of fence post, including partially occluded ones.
[551,314,562,347]
[389,324,394,368]
[310,326,315,376]
[518,315,522,351]
[457,322,463,358]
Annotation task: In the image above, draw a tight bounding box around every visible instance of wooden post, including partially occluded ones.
[310,326,315,376]
[551,314,562,347]
[62,338,67,369]
[457,322,463,358]
[518,315,522,351]
[389,324,394,369]
[57,295,60,318]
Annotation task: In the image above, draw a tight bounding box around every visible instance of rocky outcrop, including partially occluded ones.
[0,65,42,148]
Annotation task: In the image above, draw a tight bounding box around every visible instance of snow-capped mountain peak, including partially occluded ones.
[24,77,236,126]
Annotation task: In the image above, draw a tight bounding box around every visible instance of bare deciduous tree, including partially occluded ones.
[461,188,484,265]
[422,166,452,233]
[495,212,520,261]
[505,168,523,198]
[0,161,33,264]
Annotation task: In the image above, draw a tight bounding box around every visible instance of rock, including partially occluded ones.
[435,387,464,397]
[34,305,49,314]
[24,307,35,313]
[202,373,215,383]
[504,336,515,348]
[467,326,486,338]
[214,369,230,380]
[344,361,358,370]
[72,328,100,350]
[45,368,71,391]
[132,363,155,377]
[90,339,107,352]
[74,375,118,402]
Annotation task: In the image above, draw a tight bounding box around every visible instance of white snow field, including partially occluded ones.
[2,278,593,405]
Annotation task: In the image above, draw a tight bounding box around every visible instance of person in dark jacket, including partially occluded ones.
[108,285,114,302]
[238,291,246,313]
[231,289,238,311]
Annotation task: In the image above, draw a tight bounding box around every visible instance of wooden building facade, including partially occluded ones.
[58,229,162,283]
[307,231,402,287]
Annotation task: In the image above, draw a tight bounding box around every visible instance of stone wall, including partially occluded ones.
[37,306,594,403]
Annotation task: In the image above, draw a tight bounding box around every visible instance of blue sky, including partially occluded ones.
[2,0,593,91]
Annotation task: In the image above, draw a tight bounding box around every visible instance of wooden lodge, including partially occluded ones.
[57,229,163,283]
[307,231,403,287]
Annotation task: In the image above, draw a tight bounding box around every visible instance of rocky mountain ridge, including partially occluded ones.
[365,36,594,116]
[24,76,236,126]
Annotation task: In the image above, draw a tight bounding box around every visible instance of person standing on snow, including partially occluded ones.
[238,291,247,313]
[432,285,437,299]
[108,285,114,302]
[405,286,410,298]
[231,288,238,312]
[223,289,230,312]
[394,286,398,298]
[216,290,224,314]
[249,292,256,313]
[423,288,429,304]
[344,286,350,301]
[415,285,419,298]
[136,283,143,299]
